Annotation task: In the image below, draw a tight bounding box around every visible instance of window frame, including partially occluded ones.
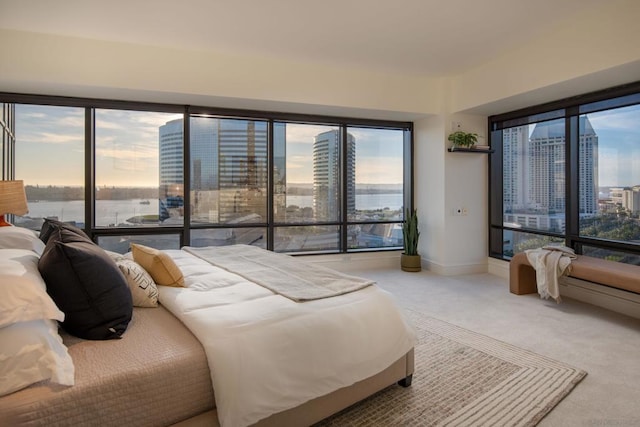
[0,92,413,255]
[489,81,640,261]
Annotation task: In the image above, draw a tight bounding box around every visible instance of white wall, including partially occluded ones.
[450,0,640,115]
[0,29,439,121]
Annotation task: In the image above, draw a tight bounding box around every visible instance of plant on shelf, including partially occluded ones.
[448,131,478,149]
[401,208,421,272]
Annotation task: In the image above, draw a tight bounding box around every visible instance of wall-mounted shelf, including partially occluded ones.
[447,147,494,154]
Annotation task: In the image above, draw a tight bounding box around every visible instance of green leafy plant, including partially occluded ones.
[402,208,420,256]
[448,131,478,148]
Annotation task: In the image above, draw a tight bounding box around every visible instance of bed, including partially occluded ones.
[0,224,416,427]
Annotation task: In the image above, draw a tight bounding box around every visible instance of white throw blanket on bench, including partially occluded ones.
[525,245,577,303]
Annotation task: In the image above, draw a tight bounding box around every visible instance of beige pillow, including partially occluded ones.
[130,244,184,287]
[116,259,159,307]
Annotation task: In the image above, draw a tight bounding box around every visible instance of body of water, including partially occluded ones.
[25,199,160,226]
[23,193,403,225]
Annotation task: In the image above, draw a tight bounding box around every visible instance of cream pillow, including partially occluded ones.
[0,319,75,396]
[116,258,159,307]
[0,226,46,255]
[130,243,184,287]
[0,249,64,328]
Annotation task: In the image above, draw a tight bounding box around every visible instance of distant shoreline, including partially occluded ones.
[25,184,403,201]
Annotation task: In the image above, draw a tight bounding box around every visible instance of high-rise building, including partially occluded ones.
[190,118,218,191]
[159,119,183,197]
[312,130,355,220]
[503,126,529,212]
[217,120,268,223]
[159,118,268,224]
[503,117,598,231]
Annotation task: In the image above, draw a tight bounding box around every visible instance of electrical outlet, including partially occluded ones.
[453,207,468,216]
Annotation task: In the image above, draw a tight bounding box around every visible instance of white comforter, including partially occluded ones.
[158,249,416,427]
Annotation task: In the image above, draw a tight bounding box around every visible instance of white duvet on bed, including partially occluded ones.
[158,249,416,427]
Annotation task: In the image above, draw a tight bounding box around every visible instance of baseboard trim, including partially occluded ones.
[560,276,640,320]
[423,259,488,276]
[488,258,509,279]
[298,251,401,271]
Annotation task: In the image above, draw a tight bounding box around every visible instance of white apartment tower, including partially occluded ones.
[503,117,598,230]
[312,130,355,221]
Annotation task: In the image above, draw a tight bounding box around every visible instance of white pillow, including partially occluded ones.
[0,226,46,255]
[116,258,159,308]
[0,318,75,396]
[0,249,64,328]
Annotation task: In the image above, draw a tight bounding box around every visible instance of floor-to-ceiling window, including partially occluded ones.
[94,108,185,251]
[189,117,269,249]
[1,94,412,255]
[14,104,85,230]
[490,82,640,265]
[272,122,341,252]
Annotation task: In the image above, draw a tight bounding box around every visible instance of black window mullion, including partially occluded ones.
[267,120,274,251]
[340,125,348,252]
[403,126,413,214]
[489,128,504,257]
[565,113,579,250]
[183,109,191,247]
[85,107,95,238]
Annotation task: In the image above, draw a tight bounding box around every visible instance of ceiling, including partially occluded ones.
[0,0,600,77]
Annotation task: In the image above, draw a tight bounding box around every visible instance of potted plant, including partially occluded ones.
[448,131,478,149]
[401,208,421,272]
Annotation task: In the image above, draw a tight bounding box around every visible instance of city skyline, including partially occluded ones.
[14,105,404,187]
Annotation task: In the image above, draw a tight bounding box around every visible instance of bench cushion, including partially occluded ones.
[510,252,640,295]
[569,256,640,294]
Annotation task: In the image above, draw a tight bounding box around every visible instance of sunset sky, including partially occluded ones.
[15,105,404,187]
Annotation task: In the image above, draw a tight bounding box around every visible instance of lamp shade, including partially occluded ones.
[0,180,29,216]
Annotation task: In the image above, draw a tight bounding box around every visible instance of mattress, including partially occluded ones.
[160,248,416,427]
[0,305,214,427]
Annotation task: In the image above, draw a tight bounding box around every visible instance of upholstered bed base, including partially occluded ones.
[1,302,414,427]
[0,306,214,427]
[173,349,415,427]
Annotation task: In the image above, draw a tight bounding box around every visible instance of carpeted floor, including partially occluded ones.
[316,309,587,427]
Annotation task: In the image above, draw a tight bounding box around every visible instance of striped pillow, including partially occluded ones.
[116,259,158,308]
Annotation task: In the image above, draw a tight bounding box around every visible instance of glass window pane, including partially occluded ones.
[503,230,564,257]
[273,225,339,253]
[347,223,402,249]
[190,117,267,225]
[582,245,640,266]
[95,109,183,227]
[96,234,181,253]
[347,127,404,222]
[502,119,566,233]
[190,228,266,248]
[579,106,640,247]
[15,104,85,230]
[273,123,341,223]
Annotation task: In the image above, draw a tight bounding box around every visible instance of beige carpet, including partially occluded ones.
[316,310,587,427]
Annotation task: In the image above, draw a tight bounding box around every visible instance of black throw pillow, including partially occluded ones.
[38,227,133,340]
[39,218,90,244]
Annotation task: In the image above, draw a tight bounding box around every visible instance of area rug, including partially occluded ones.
[316,310,587,426]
